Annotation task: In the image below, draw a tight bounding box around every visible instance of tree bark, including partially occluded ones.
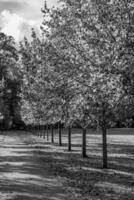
[58,122,62,146]
[51,125,54,143]
[43,124,46,139]
[38,125,40,137]
[36,125,38,137]
[46,124,49,141]
[82,128,87,158]
[68,126,71,151]
[102,127,108,168]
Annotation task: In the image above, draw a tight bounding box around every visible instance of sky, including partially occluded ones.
[0,0,58,41]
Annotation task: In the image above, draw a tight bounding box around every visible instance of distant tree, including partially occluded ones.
[0,32,23,129]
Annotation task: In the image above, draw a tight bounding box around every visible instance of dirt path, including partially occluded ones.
[0,132,74,200]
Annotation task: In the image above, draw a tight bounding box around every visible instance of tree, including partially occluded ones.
[0,32,24,129]
[41,0,124,167]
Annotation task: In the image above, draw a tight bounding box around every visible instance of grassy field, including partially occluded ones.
[34,128,134,200]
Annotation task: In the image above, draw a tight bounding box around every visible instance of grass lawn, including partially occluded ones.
[34,128,134,200]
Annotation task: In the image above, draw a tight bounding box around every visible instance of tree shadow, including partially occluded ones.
[34,135,134,200]
[0,137,73,200]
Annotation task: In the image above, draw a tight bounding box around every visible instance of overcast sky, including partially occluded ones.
[0,0,58,41]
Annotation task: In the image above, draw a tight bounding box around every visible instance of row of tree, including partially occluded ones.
[1,0,134,168]
[20,0,134,168]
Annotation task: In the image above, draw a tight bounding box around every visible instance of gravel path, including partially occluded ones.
[0,132,74,200]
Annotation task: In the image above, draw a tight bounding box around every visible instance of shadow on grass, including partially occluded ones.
[108,143,134,155]
[34,139,134,200]
[1,131,134,200]
[0,143,72,200]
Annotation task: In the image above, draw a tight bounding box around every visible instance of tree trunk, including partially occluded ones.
[43,125,46,139]
[39,125,42,137]
[51,125,54,143]
[68,126,71,151]
[58,122,62,146]
[46,124,49,141]
[36,125,38,137]
[38,125,40,137]
[32,124,35,135]
[102,127,108,168]
[82,128,87,158]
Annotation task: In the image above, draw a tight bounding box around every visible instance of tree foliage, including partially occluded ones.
[0,32,23,129]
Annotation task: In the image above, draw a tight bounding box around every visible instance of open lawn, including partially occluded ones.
[34,128,134,200]
[0,129,134,200]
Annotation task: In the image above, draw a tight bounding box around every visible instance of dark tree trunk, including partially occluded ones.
[37,125,39,137]
[51,125,54,143]
[82,128,87,158]
[43,125,46,139]
[32,122,36,136]
[68,126,71,151]
[102,127,108,168]
[38,125,41,137]
[58,122,62,146]
[36,125,38,137]
[46,124,49,141]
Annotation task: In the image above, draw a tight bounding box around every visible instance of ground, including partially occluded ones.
[0,131,75,200]
[0,129,134,200]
